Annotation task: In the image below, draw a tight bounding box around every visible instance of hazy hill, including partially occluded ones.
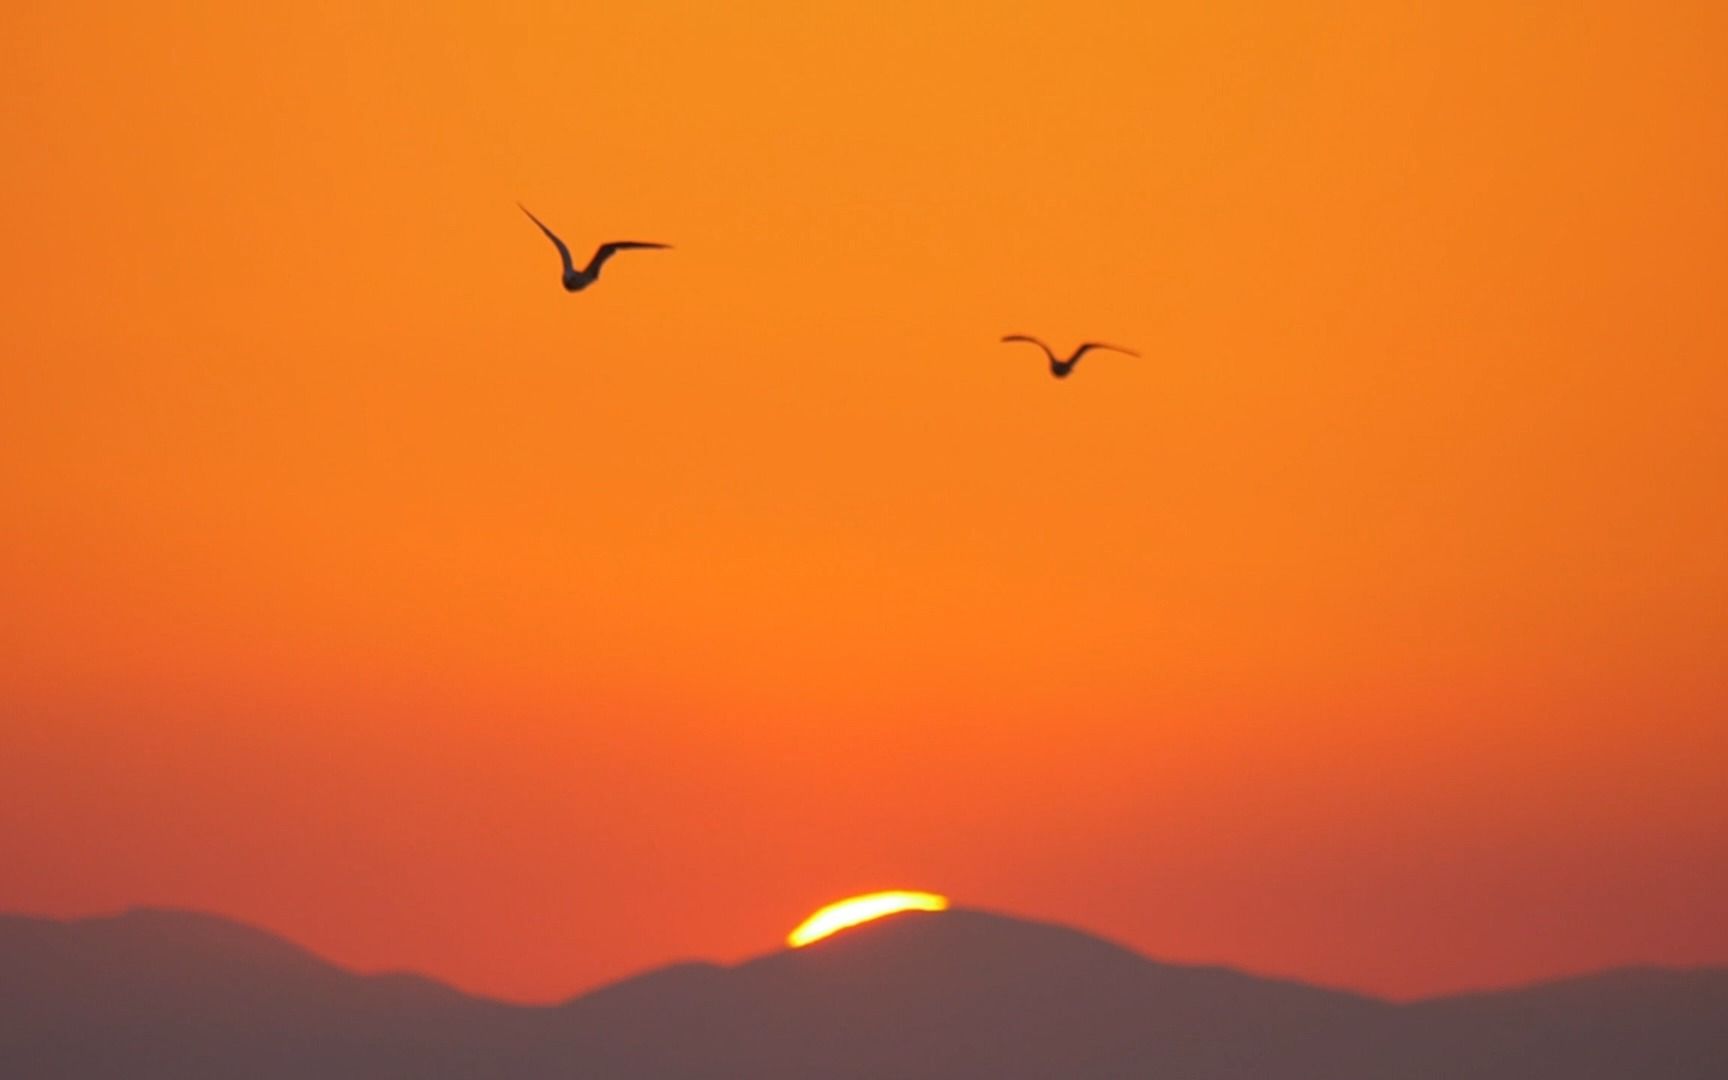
[0,908,532,1080]
[1,906,1723,1078]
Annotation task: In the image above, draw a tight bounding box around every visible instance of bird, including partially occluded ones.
[1000,335,1138,379]
[517,203,670,292]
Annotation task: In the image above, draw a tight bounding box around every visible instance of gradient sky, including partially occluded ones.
[2,1,1725,1002]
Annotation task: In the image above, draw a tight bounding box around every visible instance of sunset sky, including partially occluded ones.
[2,1,1725,1002]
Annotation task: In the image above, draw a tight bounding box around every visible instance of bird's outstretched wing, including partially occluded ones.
[1072,342,1139,361]
[518,203,576,277]
[1000,334,1057,362]
[584,241,673,277]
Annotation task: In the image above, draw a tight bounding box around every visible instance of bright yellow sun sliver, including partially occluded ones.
[787,891,951,947]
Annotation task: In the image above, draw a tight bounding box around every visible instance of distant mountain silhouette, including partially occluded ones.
[2,906,1723,1078]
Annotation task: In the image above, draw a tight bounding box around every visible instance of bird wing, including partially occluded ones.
[1000,334,1056,362]
[518,203,576,277]
[584,241,673,276]
[1072,342,1140,361]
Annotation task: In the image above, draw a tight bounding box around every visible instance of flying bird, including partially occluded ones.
[517,203,670,292]
[1000,335,1139,379]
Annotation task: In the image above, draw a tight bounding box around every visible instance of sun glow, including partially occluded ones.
[787,890,951,947]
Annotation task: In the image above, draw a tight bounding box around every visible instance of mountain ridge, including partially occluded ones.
[2,905,1723,1078]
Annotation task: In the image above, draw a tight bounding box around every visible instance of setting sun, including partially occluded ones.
[787,891,951,948]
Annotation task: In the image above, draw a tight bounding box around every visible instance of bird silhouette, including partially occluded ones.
[1000,335,1138,379]
[518,203,670,292]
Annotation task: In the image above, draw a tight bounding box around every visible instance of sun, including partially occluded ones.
[787,890,951,947]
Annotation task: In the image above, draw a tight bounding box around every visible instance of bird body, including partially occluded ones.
[518,203,669,292]
[1000,335,1138,378]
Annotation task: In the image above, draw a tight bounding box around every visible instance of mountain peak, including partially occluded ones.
[774,905,1149,975]
[71,906,334,975]
[3,906,1725,1078]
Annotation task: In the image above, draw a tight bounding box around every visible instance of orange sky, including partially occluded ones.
[2,1,1725,1001]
